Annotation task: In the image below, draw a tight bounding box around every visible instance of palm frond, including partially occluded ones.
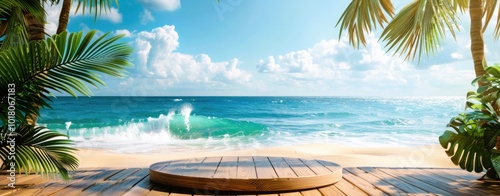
[0,30,133,124]
[483,0,500,39]
[0,125,78,180]
[74,0,119,21]
[380,0,460,62]
[0,0,45,22]
[336,0,395,48]
[0,6,29,50]
[452,0,469,13]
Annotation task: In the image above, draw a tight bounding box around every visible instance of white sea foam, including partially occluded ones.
[180,103,192,131]
[65,121,72,130]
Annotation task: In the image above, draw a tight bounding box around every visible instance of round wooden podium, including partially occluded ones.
[149,156,342,193]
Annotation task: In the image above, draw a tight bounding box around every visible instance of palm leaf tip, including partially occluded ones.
[336,0,395,48]
[380,0,459,63]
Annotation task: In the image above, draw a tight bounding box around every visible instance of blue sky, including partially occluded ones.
[45,0,500,96]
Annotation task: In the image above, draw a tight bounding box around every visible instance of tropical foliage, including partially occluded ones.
[440,65,500,178]
[0,0,132,179]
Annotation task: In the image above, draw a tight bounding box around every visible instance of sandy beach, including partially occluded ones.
[76,143,457,169]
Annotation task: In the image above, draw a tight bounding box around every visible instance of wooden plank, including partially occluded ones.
[28,171,102,196]
[357,167,428,194]
[426,168,480,181]
[379,168,469,196]
[7,171,91,196]
[168,193,192,196]
[0,175,49,196]
[341,170,387,196]
[237,156,257,179]
[1,177,52,196]
[282,158,315,177]
[254,156,278,179]
[50,169,122,196]
[213,156,238,179]
[150,161,171,172]
[145,189,170,196]
[421,169,499,195]
[299,159,332,176]
[334,179,368,196]
[0,174,35,185]
[175,157,207,177]
[162,159,193,175]
[317,160,342,174]
[318,184,346,196]
[194,156,222,178]
[77,168,141,196]
[300,189,323,196]
[278,192,302,196]
[100,168,149,196]
[344,168,406,195]
[123,175,153,196]
[268,157,297,178]
[377,168,454,195]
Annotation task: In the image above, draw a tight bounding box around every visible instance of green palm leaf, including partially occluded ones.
[0,125,78,180]
[336,0,395,48]
[439,114,493,173]
[380,0,459,62]
[0,6,29,50]
[0,0,44,20]
[0,30,133,124]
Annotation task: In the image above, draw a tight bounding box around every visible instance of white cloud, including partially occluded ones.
[140,9,155,24]
[115,29,134,37]
[100,8,122,23]
[139,0,181,11]
[44,2,62,35]
[133,25,251,89]
[255,35,476,96]
[451,52,464,60]
[257,35,409,79]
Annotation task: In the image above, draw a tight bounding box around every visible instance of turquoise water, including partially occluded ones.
[38,96,465,153]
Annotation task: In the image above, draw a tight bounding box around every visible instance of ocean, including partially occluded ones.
[38,96,465,153]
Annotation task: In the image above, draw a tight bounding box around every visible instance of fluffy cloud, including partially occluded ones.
[133,25,251,88]
[256,35,476,96]
[140,9,155,24]
[257,35,410,81]
[139,0,181,11]
[99,8,122,23]
[115,29,134,37]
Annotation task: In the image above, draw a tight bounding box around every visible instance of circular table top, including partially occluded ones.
[149,156,342,193]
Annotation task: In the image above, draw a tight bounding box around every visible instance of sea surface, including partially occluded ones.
[38,96,465,153]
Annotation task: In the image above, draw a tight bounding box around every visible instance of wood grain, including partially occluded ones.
[1,167,496,195]
[149,156,342,193]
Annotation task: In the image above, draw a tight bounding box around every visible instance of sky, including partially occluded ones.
[45,0,500,96]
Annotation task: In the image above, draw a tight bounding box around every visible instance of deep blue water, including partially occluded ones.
[38,96,465,153]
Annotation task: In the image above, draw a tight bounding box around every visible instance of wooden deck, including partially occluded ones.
[149,156,342,192]
[1,167,500,195]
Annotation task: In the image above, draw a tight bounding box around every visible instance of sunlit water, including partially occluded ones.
[38,96,466,153]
